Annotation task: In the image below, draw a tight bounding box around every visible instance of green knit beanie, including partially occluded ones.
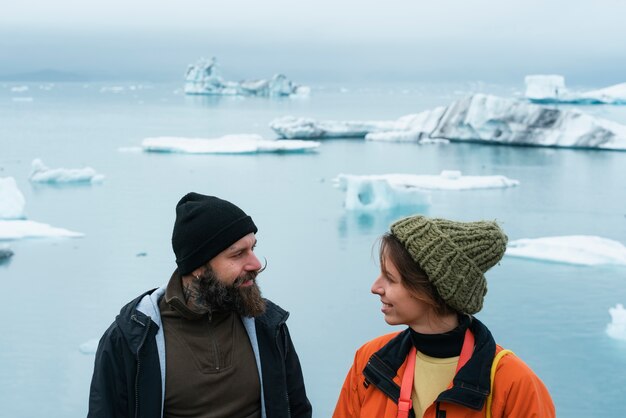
[390,215,508,314]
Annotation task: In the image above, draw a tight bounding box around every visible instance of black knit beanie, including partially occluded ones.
[172,193,258,275]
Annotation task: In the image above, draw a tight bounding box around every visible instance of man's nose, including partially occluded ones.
[246,253,262,271]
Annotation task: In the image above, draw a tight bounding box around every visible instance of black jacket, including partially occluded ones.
[88,288,312,418]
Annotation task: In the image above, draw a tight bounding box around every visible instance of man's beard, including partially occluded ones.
[197,268,266,317]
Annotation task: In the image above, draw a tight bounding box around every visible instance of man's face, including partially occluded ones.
[193,233,266,317]
[209,233,262,286]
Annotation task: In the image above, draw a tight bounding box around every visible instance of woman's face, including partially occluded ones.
[371,252,433,330]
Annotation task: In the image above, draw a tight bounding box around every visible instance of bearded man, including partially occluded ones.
[88,193,312,418]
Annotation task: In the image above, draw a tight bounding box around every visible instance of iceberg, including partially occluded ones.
[430,94,626,150]
[272,95,626,150]
[506,236,626,266]
[333,171,519,210]
[0,220,83,240]
[525,75,626,105]
[142,135,320,154]
[0,177,26,219]
[29,159,105,184]
[606,304,626,341]
[184,57,309,97]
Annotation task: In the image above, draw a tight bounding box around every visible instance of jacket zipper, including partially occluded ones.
[131,314,151,418]
[276,320,291,418]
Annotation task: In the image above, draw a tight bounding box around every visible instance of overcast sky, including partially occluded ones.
[1,0,625,83]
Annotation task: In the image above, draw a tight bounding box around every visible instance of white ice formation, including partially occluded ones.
[0,177,83,240]
[29,159,105,184]
[506,236,626,266]
[184,57,309,97]
[333,171,519,210]
[0,177,26,219]
[606,304,626,341]
[271,94,626,151]
[0,220,84,240]
[524,75,626,105]
[142,135,320,154]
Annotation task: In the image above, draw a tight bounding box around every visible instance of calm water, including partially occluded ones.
[1,81,626,417]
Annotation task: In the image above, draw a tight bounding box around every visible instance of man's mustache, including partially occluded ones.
[233,271,259,288]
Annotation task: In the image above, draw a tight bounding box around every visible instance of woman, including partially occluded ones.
[333,215,555,418]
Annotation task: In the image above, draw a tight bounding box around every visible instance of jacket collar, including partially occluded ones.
[364,316,496,411]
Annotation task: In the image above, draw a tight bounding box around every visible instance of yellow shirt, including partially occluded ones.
[411,351,459,418]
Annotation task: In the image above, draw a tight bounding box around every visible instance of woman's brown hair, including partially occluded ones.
[379,232,457,317]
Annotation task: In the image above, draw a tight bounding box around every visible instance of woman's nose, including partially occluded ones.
[371,275,384,295]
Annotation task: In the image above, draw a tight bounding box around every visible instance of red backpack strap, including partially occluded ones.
[398,346,417,418]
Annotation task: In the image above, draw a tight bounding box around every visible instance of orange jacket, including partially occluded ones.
[333,317,555,418]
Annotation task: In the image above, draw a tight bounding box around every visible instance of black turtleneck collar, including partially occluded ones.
[409,315,471,358]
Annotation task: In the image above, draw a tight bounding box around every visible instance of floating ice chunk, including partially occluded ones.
[333,171,518,210]
[79,338,100,354]
[29,159,105,184]
[270,116,402,139]
[507,236,626,266]
[606,304,626,341]
[365,108,447,142]
[0,220,83,240]
[525,74,626,105]
[142,135,319,154]
[184,57,308,97]
[524,75,567,102]
[334,175,431,210]
[430,94,626,150]
[0,177,26,219]
[11,85,29,93]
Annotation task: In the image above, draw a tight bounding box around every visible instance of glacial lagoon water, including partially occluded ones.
[1,81,626,417]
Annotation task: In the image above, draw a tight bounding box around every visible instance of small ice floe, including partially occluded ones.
[100,86,125,93]
[606,304,626,341]
[333,171,518,210]
[12,97,34,102]
[79,338,99,354]
[0,177,26,219]
[142,135,320,154]
[11,85,29,93]
[272,95,626,150]
[506,236,626,266]
[0,178,83,240]
[525,74,626,105]
[0,220,83,240]
[29,159,104,184]
[184,57,309,97]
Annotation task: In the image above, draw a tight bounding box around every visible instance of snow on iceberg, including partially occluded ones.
[430,94,626,150]
[142,135,320,154]
[365,108,447,142]
[506,236,626,266]
[184,57,309,97]
[525,75,626,105]
[29,159,104,184]
[0,177,26,219]
[333,171,518,210]
[0,220,83,240]
[606,304,626,341]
